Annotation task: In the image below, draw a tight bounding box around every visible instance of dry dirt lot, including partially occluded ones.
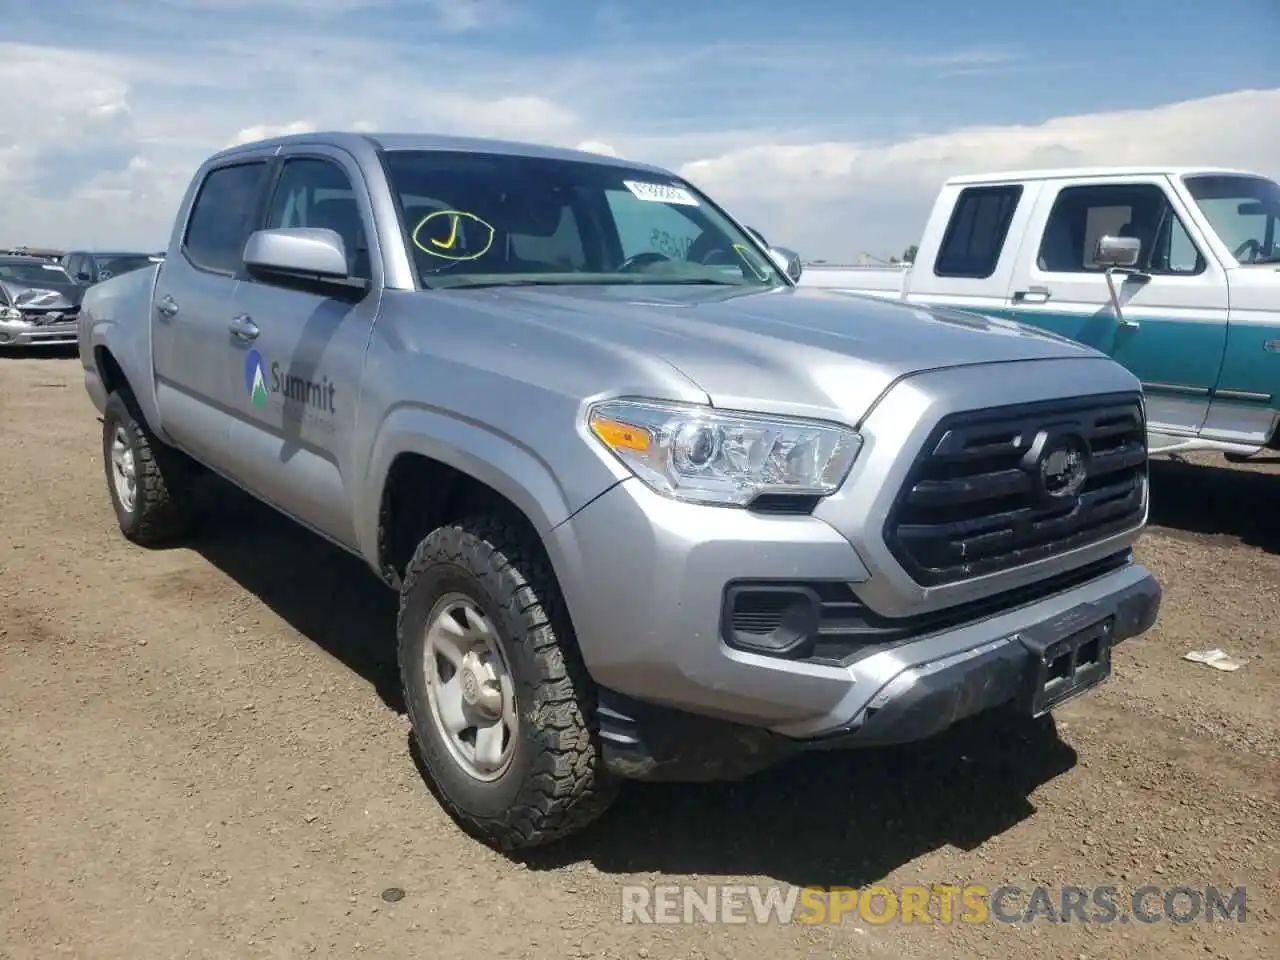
[2,352,1277,960]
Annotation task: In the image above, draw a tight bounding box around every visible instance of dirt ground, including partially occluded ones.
[1,352,1276,960]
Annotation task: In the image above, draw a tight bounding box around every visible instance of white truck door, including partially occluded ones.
[1004,176,1229,442]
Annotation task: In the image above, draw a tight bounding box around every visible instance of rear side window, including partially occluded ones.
[933,185,1023,279]
[183,161,269,275]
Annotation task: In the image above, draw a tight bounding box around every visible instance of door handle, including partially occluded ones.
[229,314,260,342]
[1012,286,1052,304]
[155,294,179,318]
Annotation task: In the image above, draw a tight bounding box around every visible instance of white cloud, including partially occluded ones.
[678,88,1280,260]
[575,140,619,157]
[0,28,1276,262]
[225,121,317,148]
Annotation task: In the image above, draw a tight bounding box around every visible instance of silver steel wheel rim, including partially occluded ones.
[110,425,137,513]
[422,593,518,782]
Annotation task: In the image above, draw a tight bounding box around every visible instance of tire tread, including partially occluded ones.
[397,513,617,850]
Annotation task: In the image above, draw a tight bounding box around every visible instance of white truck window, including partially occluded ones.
[1037,183,1204,276]
[1183,173,1280,264]
[933,185,1022,279]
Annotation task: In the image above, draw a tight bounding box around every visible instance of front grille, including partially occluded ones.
[883,393,1147,586]
[25,306,79,325]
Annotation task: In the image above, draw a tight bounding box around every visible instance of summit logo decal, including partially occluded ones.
[241,348,338,417]
[245,349,269,408]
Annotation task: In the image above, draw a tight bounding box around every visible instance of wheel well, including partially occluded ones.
[377,453,544,584]
[95,346,129,398]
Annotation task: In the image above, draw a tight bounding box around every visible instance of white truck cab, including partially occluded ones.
[800,166,1280,459]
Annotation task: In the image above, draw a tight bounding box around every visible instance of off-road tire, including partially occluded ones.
[102,390,194,546]
[397,515,619,850]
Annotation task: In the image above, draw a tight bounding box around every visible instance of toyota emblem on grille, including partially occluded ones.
[1038,437,1089,498]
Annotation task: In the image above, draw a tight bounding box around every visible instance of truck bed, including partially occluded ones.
[797,262,910,299]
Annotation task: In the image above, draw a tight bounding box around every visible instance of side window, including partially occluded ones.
[1037,183,1204,276]
[65,255,82,280]
[183,161,269,275]
[605,189,703,261]
[509,205,586,269]
[264,157,371,281]
[933,185,1022,279]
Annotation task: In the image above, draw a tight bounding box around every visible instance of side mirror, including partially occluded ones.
[767,246,803,283]
[76,271,94,283]
[1094,235,1142,269]
[243,227,350,280]
[1094,235,1144,330]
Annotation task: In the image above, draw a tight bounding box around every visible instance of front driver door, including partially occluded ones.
[220,147,381,550]
[1006,177,1229,438]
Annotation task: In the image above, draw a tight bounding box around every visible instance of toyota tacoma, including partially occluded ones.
[77,131,1162,850]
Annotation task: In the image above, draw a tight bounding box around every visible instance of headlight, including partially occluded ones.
[587,398,862,507]
[0,306,21,321]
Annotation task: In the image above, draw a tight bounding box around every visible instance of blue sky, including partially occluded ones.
[1,0,1277,257]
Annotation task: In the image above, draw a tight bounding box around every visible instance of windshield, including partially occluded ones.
[1183,174,1280,264]
[380,150,785,289]
[93,255,156,280]
[0,262,74,286]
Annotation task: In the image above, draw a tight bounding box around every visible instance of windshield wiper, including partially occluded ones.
[435,275,754,290]
[436,278,576,289]
[640,277,750,286]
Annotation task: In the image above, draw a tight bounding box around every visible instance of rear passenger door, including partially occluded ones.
[152,154,273,465]
[1005,178,1229,436]
[221,147,381,549]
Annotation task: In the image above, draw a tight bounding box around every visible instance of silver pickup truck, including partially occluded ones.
[78,131,1162,850]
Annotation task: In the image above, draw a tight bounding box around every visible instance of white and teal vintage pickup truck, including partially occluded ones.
[799,167,1280,462]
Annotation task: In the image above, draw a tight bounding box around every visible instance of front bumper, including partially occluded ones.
[549,475,1161,741]
[0,317,79,347]
[815,569,1160,746]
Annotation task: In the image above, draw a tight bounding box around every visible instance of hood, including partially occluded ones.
[0,280,85,311]
[442,283,1103,421]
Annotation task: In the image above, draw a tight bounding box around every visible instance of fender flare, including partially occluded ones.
[358,403,585,567]
[89,320,169,443]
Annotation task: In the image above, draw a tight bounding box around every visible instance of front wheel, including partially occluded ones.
[397,516,618,850]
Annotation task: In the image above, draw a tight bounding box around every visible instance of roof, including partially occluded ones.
[0,254,54,264]
[944,166,1267,186]
[210,130,672,176]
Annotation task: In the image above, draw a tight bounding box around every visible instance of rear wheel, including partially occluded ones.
[397,515,618,850]
[102,390,194,546]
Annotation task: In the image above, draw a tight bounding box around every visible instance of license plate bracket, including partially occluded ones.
[1018,615,1114,717]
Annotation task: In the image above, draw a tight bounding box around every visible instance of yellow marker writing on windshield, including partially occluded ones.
[431,215,460,250]
[412,209,495,261]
